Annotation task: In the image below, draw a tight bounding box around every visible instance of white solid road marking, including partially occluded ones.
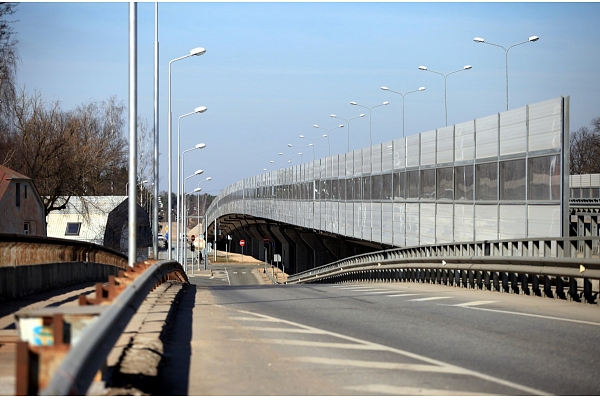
[409,296,452,302]
[345,384,501,396]
[386,293,421,297]
[233,338,377,351]
[452,300,498,307]
[230,308,552,396]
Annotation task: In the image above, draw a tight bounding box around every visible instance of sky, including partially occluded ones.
[13,1,600,195]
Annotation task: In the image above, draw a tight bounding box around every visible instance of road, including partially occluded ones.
[158,264,600,396]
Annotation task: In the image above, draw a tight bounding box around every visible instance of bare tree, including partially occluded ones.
[570,117,600,174]
[5,91,129,215]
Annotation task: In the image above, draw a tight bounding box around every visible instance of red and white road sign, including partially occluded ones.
[240,239,246,247]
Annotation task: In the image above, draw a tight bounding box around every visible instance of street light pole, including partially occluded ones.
[473,36,539,111]
[418,65,471,127]
[349,101,389,147]
[380,86,425,138]
[180,142,206,262]
[176,106,207,263]
[182,169,204,272]
[312,124,343,156]
[331,114,365,152]
[168,46,206,260]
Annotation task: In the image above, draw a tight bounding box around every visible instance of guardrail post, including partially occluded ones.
[532,274,541,296]
[510,273,518,294]
[501,272,509,293]
[583,278,595,304]
[568,278,580,302]
[492,272,500,292]
[556,276,565,299]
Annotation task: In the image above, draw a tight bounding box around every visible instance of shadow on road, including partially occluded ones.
[156,283,197,395]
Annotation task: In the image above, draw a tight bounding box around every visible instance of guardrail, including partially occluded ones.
[14,259,187,395]
[286,236,600,304]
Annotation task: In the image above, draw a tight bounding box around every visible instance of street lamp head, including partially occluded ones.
[418,87,426,91]
[350,102,357,105]
[195,143,206,149]
[418,66,427,71]
[193,188,202,193]
[194,106,207,113]
[464,65,472,70]
[322,134,327,138]
[309,143,314,147]
[473,37,485,43]
[206,177,212,181]
[381,86,389,91]
[194,169,204,176]
[359,113,365,117]
[278,152,283,155]
[383,101,389,105]
[299,135,305,138]
[529,36,539,42]
[287,143,293,147]
[338,124,344,128]
[313,125,319,128]
[190,47,206,56]
[330,114,336,118]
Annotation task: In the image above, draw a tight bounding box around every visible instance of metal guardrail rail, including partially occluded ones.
[286,236,600,304]
[14,259,187,395]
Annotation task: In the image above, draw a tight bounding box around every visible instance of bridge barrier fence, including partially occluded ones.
[0,234,129,300]
[286,236,600,304]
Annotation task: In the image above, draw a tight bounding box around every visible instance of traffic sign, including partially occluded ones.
[263,236,269,243]
[191,235,195,241]
[240,239,246,247]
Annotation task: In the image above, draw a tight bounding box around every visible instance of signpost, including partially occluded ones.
[240,239,245,263]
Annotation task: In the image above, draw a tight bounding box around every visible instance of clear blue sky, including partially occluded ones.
[14,1,600,194]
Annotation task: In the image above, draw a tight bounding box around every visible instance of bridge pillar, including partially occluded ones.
[246,226,265,261]
[267,225,292,275]
[300,231,336,269]
[283,228,312,273]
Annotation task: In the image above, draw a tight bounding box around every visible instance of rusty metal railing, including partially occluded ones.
[14,259,187,396]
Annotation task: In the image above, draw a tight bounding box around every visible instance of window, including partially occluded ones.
[407,171,419,199]
[420,169,436,199]
[436,168,454,200]
[500,159,526,200]
[455,165,474,201]
[528,155,561,201]
[475,162,498,201]
[65,222,82,236]
[23,222,30,235]
[24,185,28,199]
[393,172,406,200]
[16,183,20,207]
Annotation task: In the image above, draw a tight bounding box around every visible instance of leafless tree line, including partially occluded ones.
[570,116,600,175]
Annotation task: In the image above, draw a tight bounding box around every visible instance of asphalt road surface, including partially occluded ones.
[157,264,600,396]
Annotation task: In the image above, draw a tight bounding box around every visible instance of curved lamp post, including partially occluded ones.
[167,46,206,260]
[312,124,344,156]
[473,36,539,111]
[418,65,471,127]
[180,142,206,263]
[331,113,365,152]
[182,169,203,267]
[380,86,425,138]
[349,101,389,147]
[176,106,207,262]
[299,134,325,160]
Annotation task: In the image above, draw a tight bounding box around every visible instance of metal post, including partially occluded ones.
[152,2,159,259]
[128,1,137,267]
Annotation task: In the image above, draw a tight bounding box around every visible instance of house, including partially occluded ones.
[0,165,47,236]
[46,196,127,245]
